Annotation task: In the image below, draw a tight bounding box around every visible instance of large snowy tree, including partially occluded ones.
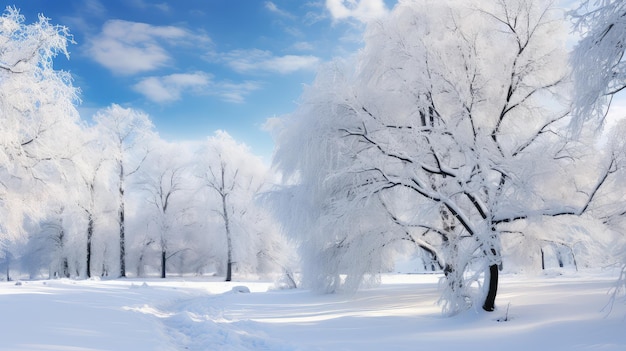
[569,0,626,301]
[0,7,81,253]
[272,0,612,314]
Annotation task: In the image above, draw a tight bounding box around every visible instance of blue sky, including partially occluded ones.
[9,0,397,160]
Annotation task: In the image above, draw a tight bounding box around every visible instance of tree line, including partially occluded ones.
[0,8,288,281]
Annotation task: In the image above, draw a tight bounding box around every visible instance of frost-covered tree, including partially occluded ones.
[138,140,190,278]
[0,7,81,254]
[272,0,611,314]
[570,0,626,130]
[93,104,154,277]
[197,131,285,281]
[569,0,626,302]
[38,206,72,278]
[72,127,115,278]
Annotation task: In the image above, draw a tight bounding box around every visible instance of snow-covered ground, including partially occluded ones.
[1,270,625,351]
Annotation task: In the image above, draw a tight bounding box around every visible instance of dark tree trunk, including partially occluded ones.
[86,214,93,278]
[119,204,126,277]
[483,263,498,312]
[58,227,70,278]
[119,160,126,278]
[62,258,70,278]
[161,249,166,278]
[225,260,232,282]
[557,247,564,268]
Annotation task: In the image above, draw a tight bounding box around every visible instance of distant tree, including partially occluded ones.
[272,0,612,314]
[72,128,112,278]
[139,140,189,278]
[42,206,71,278]
[196,131,282,281]
[94,104,154,277]
[205,160,235,281]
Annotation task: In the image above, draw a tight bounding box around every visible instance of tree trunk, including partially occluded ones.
[557,247,564,268]
[119,160,126,278]
[119,203,126,277]
[483,264,498,312]
[570,247,578,271]
[161,249,166,279]
[5,250,10,281]
[224,203,233,282]
[220,166,234,282]
[58,227,70,278]
[86,213,93,278]
[226,260,232,282]
[62,258,70,278]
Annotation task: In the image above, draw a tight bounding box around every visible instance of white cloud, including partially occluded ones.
[326,0,389,22]
[133,72,261,104]
[86,20,211,75]
[133,72,211,103]
[218,49,320,75]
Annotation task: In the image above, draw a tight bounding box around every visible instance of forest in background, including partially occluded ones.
[0,6,289,281]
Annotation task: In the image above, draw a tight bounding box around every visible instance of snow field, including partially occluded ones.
[1,272,625,350]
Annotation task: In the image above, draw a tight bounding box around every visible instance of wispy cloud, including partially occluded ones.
[265,1,296,19]
[83,0,107,17]
[85,20,211,75]
[130,0,170,12]
[133,72,261,104]
[291,41,315,51]
[211,80,262,104]
[61,0,107,33]
[326,0,389,23]
[215,49,320,75]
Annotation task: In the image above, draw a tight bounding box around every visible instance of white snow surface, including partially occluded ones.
[1,271,625,351]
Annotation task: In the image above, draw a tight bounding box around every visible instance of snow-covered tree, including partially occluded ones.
[0,7,81,255]
[570,0,626,131]
[569,0,626,303]
[71,126,116,278]
[93,104,154,277]
[138,140,190,278]
[197,131,285,281]
[272,0,612,314]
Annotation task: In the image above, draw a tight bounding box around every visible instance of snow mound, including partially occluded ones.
[230,285,250,293]
[130,282,150,289]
